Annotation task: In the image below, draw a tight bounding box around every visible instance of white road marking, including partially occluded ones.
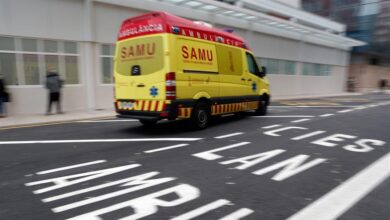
[319,114,334,117]
[287,152,390,220]
[368,104,378,107]
[219,208,255,220]
[65,184,199,220]
[253,115,314,118]
[36,160,106,175]
[144,144,189,153]
[214,132,244,139]
[291,131,326,140]
[52,172,176,212]
[338,109,353,113]
[291,119,311,123]
[171,199,231,220]
[193,142,251,160]
[77,119,138,123]
[354,106,367,110]
[0,138,202,145]
[262,124,282,129]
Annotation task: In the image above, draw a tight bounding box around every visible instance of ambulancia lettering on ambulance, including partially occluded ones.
[178,27,242,47]
[118,23,164,39]
[120,43,156,61]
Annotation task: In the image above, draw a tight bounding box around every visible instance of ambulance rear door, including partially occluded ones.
[114,35,168,101]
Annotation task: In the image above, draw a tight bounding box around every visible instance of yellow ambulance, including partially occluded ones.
[114,12,270,129]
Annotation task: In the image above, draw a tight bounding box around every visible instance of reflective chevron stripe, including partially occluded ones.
[178,107,192,118]
[211,101,259,115]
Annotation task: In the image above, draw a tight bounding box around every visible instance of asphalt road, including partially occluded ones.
[0,93,389,220]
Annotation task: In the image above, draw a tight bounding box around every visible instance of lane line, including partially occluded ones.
[291,119,311,123]
[0,138,202,145]
[214,132,244,139]
[353,106,366,110]
[368,104,378,107]
[36,160,106,175]
[144,144,189,153]
[171,199,231,220]
[319,114,334,117]
[262,124,282,129]
[291,131,326,140]
[219,208,255,220]
[338,109,354,113]
[287,152,390,220]
[76,119,138,123]
[253,115,315,118]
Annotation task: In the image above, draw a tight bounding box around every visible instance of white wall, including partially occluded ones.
[94,2,146,43]
[268,66,347,98]
[0,0,85,41]
[7,86,86,115]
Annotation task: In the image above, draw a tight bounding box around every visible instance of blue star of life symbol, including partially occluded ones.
[252,82,257,91]
[150,86,158,97]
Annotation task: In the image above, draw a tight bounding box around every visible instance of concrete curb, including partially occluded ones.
[0,112,116,130]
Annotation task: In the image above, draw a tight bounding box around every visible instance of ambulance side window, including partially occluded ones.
[246,53,260,75]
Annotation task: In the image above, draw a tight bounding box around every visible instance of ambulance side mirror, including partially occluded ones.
[259,66,267,77]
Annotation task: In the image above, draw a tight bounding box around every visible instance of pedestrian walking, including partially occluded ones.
[0,76,9,117]
[45,67,64,115]
[379,79,387,92]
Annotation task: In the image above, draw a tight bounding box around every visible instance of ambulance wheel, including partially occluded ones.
[255,96,269,116]
[190,102,210,130]
[139,119,157,127]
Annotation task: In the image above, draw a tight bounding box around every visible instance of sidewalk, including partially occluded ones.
[0,109,116,129]
[0,92,366,129]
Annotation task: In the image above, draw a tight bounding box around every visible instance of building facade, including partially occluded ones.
[0,0,362,115]
[302,0,390,92]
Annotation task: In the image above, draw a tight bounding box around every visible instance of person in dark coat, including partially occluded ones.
[45,68,64,115]
[0,77,7,117]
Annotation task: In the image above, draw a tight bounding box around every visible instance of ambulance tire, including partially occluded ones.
[139,119,157,127]
[255,96,268,116]
[190,102,210,130]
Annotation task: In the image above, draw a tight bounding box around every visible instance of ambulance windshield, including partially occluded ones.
[115,36,164,76]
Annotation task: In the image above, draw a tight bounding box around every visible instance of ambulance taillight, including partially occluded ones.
[165,72,176,100]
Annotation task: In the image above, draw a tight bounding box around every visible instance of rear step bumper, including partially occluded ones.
[116,111,162,121]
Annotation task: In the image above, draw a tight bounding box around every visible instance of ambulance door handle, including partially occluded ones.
[241,78,246,81]
[137,84,145,87]
[248,79,252,82]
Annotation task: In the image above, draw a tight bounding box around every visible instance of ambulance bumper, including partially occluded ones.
[116,111,162,121]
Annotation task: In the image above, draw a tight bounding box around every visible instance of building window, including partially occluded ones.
[0,53,17,85]
[279,60,296,75]
[23,54,40,85]
[302,62,331,76]
[45,55,60,73]
[44,40,58,53]
[0,36,80,86]
[64,56,79,84]
[22,38,37,52]
[100,44,115,84]
[265,59,279,74]
[0,36,15,51]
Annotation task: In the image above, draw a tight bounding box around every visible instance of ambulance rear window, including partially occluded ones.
[115,36,163,76]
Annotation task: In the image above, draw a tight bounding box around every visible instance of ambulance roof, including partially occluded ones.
[118,11,248,49]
